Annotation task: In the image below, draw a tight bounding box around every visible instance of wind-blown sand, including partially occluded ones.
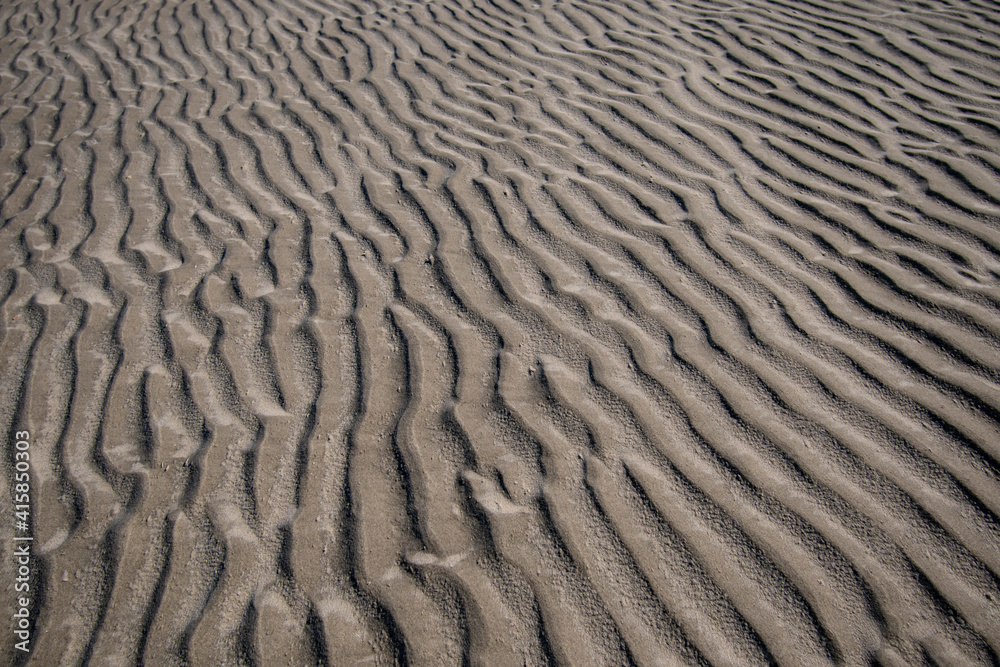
[2,0,1000,663]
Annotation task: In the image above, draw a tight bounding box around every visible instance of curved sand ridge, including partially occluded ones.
[2,0,1000,663]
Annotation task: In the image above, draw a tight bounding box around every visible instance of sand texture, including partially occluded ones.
[2,0,1000,664]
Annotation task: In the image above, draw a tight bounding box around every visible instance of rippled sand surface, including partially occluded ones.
[3,0,1000,664]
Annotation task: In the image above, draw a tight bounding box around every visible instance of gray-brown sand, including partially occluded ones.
[2,0,1000,664]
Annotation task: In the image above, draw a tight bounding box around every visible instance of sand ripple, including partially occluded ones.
[2,0,1000,664]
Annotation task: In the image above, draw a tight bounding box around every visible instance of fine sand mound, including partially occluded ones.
[2,0,1000,664]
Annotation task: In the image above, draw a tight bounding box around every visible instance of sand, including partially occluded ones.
[2,0,1000,664]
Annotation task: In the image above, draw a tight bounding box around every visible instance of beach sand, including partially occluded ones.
[2,0,1000,664]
